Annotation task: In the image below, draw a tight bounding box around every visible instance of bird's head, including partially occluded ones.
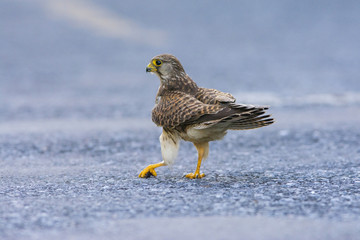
[146,54,186,81]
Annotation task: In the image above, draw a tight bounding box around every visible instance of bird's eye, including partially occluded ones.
[153,59,162,66]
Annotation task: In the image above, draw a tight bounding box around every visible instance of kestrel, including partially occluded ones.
[139,54,274,179]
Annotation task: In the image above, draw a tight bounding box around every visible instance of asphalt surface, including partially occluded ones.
[1,1,360,239]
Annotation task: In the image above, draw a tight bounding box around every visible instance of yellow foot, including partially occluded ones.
[185,172,205,179]
[138,166,157,178]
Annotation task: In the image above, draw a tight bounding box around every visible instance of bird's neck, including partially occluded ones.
[159,74,198,95]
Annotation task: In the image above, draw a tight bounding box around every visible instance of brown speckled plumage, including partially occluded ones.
[139,54,274,179]
[152,91,223,128]
[150,54,274,131]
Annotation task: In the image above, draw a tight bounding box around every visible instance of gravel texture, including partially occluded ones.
[1,122,360,239]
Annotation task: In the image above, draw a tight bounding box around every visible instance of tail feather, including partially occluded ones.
[225,105,274,130]
[192,103,274,130]
[229,114,274,130]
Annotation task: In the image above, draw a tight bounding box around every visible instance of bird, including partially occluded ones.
[138,54,274,179]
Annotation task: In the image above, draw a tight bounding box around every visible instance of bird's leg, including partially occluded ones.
[185,142,208,179]
[138,161,166,178]
[139,130,180,178]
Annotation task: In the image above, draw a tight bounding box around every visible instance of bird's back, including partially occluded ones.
[194,87,236,105]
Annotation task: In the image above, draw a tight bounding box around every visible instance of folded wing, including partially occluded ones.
[152,89,274,130]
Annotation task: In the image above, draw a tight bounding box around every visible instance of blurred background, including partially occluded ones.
[1,0,360,125]
[1,1,360,239]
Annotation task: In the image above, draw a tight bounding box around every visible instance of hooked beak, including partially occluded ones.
[146,63,157,72]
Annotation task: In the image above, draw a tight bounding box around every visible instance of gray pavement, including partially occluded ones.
[1,1,360,239]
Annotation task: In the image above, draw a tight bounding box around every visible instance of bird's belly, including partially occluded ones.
[180,126,227,143]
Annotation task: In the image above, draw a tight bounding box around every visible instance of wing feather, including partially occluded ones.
[152,88,274,130]
[152,91,223,128]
